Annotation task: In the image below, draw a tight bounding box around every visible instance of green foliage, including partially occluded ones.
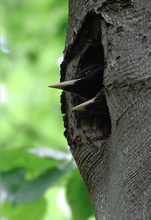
[2,198,46,220]
[1,0,95,219]
[66,170,94,220]
[1,147,60,173]
[2,165,73,205]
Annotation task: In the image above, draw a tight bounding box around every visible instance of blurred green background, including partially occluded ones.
[1,0,94,219]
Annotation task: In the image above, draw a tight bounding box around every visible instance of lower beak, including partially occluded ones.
[71,98,95,111]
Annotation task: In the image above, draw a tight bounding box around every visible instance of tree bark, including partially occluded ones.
[61,0,151,219]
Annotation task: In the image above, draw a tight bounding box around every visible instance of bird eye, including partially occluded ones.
[85,70,91,75]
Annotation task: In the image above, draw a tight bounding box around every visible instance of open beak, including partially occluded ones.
[71,98,95,111]
[49,79,79,90]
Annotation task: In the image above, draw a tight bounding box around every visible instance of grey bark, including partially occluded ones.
[61,0,151,219]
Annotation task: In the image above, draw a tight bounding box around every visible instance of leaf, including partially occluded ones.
[66,169,94,220]
[2,197,46,220]
[1,168,25,203]
[0,147,64,178]
[1,164,73,205]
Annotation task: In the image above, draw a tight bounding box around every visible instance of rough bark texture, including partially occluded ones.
[61,0,151,219]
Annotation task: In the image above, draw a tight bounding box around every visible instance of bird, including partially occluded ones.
[49,64,104,99]
[71,89,111,137]
[71,89,109,114]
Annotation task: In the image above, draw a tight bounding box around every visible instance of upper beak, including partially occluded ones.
[71,98,95,111]
[49,79,79,90]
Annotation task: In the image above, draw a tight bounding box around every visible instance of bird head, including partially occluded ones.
[49,64,104,99]
[71,89,108,114]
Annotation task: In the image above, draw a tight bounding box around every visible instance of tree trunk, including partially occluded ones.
[61,0,151,219]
